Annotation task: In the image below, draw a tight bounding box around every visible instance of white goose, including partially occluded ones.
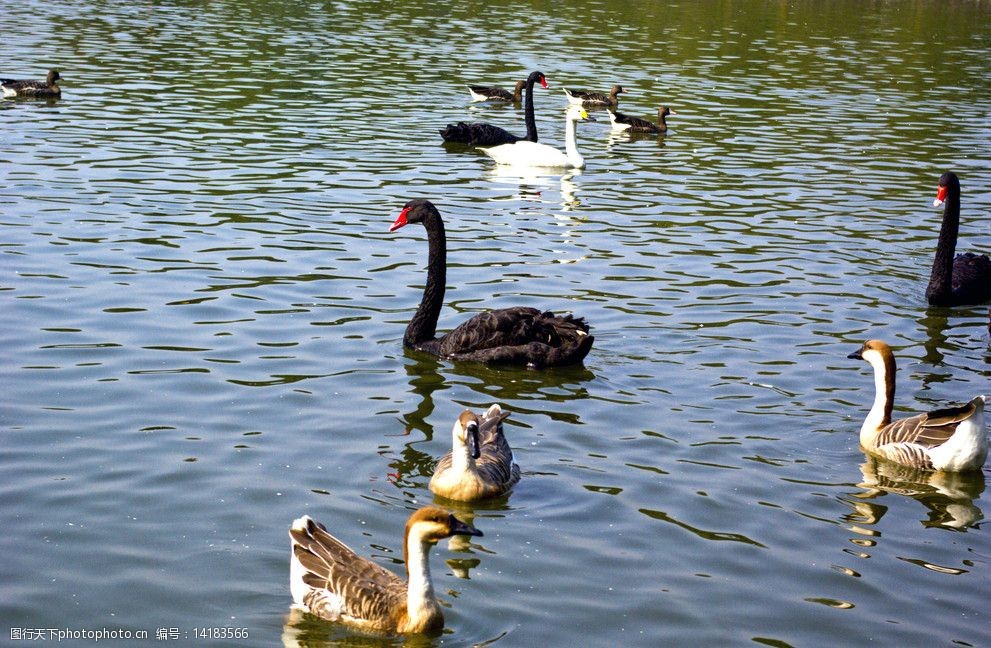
[479,104,595,169]
[430,404,520,501]
[289,507,482,634]
[848,340,987,472]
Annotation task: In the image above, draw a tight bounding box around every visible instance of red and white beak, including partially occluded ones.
[933,185,948,208]
[540,77,549,89]
[389,206,410,232]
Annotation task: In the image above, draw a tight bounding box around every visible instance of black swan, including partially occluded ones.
[608,106,677,133]
[468,80,525,102]
[564,84,625,107]
[1,69,61,98]
[440,71,547,146]
[925,172,991,306]
[388,199,594,368]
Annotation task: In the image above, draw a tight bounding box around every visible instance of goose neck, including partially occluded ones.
[862,352,895,442]
[403,529,436,621]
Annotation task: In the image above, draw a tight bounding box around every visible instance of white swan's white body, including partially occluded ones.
[479,106,593,169]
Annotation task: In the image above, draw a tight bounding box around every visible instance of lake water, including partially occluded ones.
[2,0,990,646]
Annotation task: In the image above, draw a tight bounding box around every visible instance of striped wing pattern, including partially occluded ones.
[869,400,980,470]
[290,518,406,630]
[474,408,521,492]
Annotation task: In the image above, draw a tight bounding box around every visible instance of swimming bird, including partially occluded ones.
[925,172,991,306]
[440,71,548,146]
[564,84,624,107]
[289,507,482,634]
[847,339,988,472]
[479,104,595,169]
[430,405,520,501]
[388,199,593,368]
[468,80,526,102]
[1,69,61,98]
[608,106,677,133]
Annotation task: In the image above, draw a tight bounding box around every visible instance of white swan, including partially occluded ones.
[478,105,595,169]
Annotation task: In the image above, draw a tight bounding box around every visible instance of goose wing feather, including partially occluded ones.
[475,408,520,489]
[875,399,980,449]
[290,518,405,626]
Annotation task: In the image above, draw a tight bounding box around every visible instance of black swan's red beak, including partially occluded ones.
[933,185,948,208]
[389,207,410,232]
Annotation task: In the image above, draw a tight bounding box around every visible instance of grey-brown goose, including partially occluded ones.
[1,69,61,98]
[848,340,987,472]
[289,507,482,633]
[608,106,677,133]
[564,84,624,107]
[468,79,526,102]
[430,405,520,501]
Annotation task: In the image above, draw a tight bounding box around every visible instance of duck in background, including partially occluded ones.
[289,507,482,633]
[1,69,62,98]
[847,340,987,472]
[468,79,526,102]
[564,84,624,107]
[608,106,677,134]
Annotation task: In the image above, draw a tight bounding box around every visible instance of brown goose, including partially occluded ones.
[925,172,991,306]
[468,80,526,102]
[388,199,594,368]
[430,405,520,501]
[564,84,625,107]
[1,69,61,98]
[847,340,987,472]
[607,106,677,133]
[289,507,482,634]
[440,71,548,146]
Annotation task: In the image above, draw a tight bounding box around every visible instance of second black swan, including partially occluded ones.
[925,172,991,306]
[440,71,547,146]
[388,199,593,368]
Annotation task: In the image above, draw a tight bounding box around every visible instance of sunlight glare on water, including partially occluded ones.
[1,1,990,646]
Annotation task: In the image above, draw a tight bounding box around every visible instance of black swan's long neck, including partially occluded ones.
[404,212,446,348]
[926,188,960,305]
[523,75,539,142]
